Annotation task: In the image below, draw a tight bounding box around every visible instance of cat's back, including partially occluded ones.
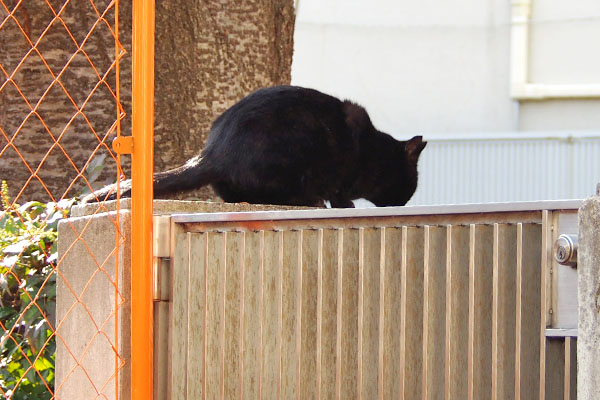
[219,85,343,120]
[205,86,349,150]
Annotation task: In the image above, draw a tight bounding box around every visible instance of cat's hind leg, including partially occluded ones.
[329,198,355,208]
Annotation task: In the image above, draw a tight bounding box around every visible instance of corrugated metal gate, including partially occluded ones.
[154,201,580,400]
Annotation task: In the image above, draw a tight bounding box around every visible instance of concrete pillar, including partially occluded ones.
[56,209,131,399]
[578,186,600,399]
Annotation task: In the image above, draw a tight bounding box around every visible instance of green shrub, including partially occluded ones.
[0,182,74,399]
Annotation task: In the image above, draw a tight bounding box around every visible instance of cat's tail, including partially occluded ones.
[153,156,215,196]
[80,156,215,204]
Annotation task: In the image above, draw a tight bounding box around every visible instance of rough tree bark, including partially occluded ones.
[0,0,126,202]
[152,0,295,200]
[0,0,295,202]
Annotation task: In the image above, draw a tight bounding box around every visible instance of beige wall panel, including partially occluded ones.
[515,224,542,400]
[401,227,424,399]
[280,230,301,399]
[544,339,566,400]
[381,227,404,400]
[300,229,319,399]
[241,231,262,399]
[223,232,244,399]
[205,232,226,399]
[445,226,470,400]
[170,228,192,399]
[359,228,382,398]
[319,229,341,400]
[492,224,517,400]
[422,226,447,400]
[340,228,360,399]
[468,225,494,400]
[261,230,282,400]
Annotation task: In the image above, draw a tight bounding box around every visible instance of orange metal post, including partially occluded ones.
[131,0,155,398]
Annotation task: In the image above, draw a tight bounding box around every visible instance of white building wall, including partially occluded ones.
[292,0,516,135]
[291,0,600,205]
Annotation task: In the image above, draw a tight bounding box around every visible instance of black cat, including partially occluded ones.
[84,86,426,208]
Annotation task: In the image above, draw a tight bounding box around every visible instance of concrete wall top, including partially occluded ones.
[71,199,316,218]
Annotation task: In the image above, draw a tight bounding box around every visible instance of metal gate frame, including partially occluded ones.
[154,200,581,399]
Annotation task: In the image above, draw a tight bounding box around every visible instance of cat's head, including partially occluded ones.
[369,135,427,207]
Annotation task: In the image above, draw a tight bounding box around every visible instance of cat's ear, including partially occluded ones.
[405,136,427,161]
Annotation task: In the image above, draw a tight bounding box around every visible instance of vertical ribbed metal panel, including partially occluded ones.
[410,133,600,205]
[167,209,578,400]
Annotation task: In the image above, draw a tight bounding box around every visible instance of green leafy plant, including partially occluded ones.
[0,181,74,399]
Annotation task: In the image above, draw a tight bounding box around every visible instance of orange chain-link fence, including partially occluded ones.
[0,0,139,398]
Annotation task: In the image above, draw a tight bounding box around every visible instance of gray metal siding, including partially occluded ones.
[410,132,600,205]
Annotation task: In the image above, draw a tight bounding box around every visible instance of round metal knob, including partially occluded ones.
[553,234,578,268]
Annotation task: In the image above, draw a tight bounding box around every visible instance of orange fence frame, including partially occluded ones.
[131,0,155,398]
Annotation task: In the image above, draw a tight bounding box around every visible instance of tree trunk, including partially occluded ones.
[152,0,295,201]
[0,0,295,202]
[0,0,126,202]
